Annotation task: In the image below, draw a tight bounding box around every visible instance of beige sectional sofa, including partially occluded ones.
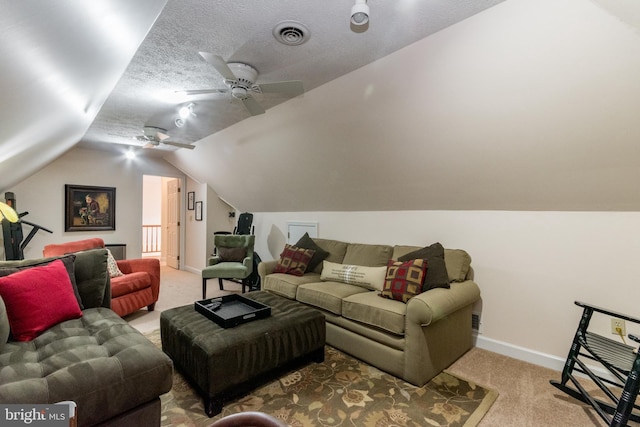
[258,238,481,387]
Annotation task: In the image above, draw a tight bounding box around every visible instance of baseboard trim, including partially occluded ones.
[474,335,616,382]
[475,335,566,371]
[184,266,201,275]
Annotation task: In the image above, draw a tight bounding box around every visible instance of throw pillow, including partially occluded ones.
[320,260,387,291]
[398,242,450,291]
[106,249,124,278]
[218,246,247,262]
[380,259,428,303]
[294,233,329,272]
[0,259,83,341]
[274,244,316,276]
[0,254,83,309]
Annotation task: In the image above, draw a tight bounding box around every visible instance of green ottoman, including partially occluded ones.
[160,291,325,416]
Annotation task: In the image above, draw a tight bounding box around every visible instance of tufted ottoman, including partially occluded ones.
[160,291,325,416]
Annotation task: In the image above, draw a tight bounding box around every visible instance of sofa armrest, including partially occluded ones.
[406,280,481,326]
[258,260,278,284]
[117,258,161,302]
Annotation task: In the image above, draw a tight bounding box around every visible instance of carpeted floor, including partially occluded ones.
[144,330,498,427]
[128,266,639,426]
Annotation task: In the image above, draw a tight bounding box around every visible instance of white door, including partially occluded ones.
[166,179,180,269]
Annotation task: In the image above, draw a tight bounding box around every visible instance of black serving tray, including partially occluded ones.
[195,294,271,328]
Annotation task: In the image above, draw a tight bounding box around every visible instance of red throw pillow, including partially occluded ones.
[380,259,428,303]
[274,244,316,276]
[0,259,82,341]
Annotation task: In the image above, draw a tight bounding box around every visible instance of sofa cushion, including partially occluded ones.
[263,273,321,299]
[110,272,151,298]
[297,282,369,315]
[310,239,349,273]
[380,259,428,303]
[342,243,394,267]
[0,308,173,427]
[320,261,386,291]
[444,249,472,282]
[397,242,450,291]
[294,233,330,272]
[342,291,407,336]
[274,244,316,276]
[0,260,82,341]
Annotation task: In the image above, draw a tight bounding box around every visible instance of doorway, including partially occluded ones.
[142,175,182,269]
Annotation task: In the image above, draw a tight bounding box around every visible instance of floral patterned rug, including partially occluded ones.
[145,330,497,427]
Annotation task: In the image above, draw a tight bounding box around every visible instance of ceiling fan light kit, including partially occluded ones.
[351,0,369,26]
[180,53,305,116]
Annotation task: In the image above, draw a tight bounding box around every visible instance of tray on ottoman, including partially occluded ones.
[195,295,270,328]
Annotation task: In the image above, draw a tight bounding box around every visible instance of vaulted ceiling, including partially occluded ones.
[2,1,640,212]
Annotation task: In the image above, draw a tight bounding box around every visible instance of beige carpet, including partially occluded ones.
[128,266,638,426]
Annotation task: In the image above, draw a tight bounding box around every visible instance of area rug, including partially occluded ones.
[145,330,498,427]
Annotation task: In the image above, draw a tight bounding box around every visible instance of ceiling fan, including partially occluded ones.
[134,126,195,150]
[178,52,304,116]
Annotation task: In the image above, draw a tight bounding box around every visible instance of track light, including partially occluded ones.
[179,102,196,119]
[351,0,369,26]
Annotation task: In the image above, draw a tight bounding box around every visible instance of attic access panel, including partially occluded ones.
[287,221,318,244]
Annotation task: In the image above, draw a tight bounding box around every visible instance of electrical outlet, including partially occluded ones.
[611,318,626,336]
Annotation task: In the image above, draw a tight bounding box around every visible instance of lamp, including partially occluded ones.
[0,201,19,223]
[351,0,369,26]
[179,102,196,119]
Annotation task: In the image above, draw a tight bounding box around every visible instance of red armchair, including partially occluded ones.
[43,238,160,317]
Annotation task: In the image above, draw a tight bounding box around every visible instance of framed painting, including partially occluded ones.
[65,185,116,231]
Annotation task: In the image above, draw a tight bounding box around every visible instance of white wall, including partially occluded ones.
[252,210,640,369]
[2,147,184,259]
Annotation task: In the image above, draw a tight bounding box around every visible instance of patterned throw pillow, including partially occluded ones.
[380,259,428,303]
[398,242,450,291]
[106,249,124,278]
[294,233,329,272]
[274,244,316,276]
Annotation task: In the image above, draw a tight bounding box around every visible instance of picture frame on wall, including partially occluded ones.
[65,184,116,231]
[195,201,203,221]
[187,191,195,210]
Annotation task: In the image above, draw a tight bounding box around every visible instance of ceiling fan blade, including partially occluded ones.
[258,80,304,96]
[178,88,228,96]
[199,52,237,81]
[241,96,265,116]
[162,141,195,150]
[156,132,170,141]
[143,141,157,149]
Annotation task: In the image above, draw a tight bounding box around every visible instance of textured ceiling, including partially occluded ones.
[80,0,507,152]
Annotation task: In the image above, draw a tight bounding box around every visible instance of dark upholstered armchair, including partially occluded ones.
[202,234,255,297]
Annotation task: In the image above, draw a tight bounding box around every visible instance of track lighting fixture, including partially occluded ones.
[179,102,196,119]
[351,0,369,26]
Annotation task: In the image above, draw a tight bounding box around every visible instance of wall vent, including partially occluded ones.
[472,312,481,332]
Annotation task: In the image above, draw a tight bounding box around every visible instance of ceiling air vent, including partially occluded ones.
[273,21,310,46]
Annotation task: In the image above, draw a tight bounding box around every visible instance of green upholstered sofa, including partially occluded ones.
[258,239,480,387]
[0,249,173,427]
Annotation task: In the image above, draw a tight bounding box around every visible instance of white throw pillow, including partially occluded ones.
[320,260,386,291]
